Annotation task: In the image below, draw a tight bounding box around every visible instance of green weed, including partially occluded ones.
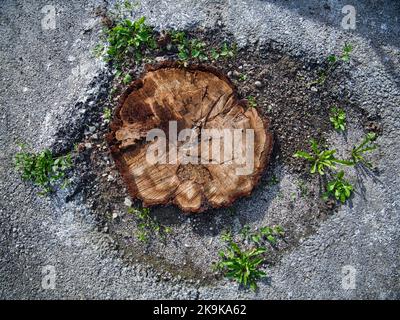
[308,43,353,86]
[247,96,257,108]
[330,106,346,132]
[14,145,72,194]
[102,107,112,123]
[351,132,378,168]
[127,206,172,243]
[214,241,267,291]
[324,170,353,204]
[105,17,156,64]
[293,139,352,175]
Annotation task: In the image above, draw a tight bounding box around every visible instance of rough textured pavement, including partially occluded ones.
[0,0,399,299]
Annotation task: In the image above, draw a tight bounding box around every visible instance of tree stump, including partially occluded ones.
[107,62,273,213]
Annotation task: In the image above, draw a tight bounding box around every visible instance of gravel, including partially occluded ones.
[0,0,399,299]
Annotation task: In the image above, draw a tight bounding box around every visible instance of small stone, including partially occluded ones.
[155,56,166,63]
[232,70,241,78]
[107,174,114,181]
[254,80,262,88]
[92,134,98,140]
[84,143,92,149]
[112,212,118,219]
[89,126,96,133]
[124,197,132,207]
[311,86,318,92]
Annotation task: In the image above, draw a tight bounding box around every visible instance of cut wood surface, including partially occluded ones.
[107,63,273,212]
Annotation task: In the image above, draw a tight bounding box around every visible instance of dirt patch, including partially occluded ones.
[63,26,376,284]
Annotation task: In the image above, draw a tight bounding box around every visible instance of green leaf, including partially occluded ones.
[293,151,313,160]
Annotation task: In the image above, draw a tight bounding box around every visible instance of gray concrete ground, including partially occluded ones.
[0,0,399,299]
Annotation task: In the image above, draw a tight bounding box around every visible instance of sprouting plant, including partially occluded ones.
[127,206,172,243]
[259,225,285,245]
[102,107,112,123]
[105,17,156,64]
[220,42,236,58]
[211,42,236,60]
[171,31,208,64]
[268,175,279,186]
[293,139,352,175]
[238,73,247,82]
[122,73,133,84]
[351,132,378,167]
[214,241,267,291]
[247,96,257,108]
[171,31,189,62]
[241,225,285,245]
[189,39,208,61]
[221,229,233,243]
[308,43,353,86]
[14,145,72,194]
[325,171,353,204]
[327,43,353,65]
[330,106,346,131]
[341,43,353,62]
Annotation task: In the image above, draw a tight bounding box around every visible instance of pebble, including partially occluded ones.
[112,212,118,219]
[84,143,92,149]
[124,197,132,207]
[254,80,262,88]
[155,56,166,63]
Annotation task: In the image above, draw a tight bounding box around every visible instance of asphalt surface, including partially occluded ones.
[0,0,399,299]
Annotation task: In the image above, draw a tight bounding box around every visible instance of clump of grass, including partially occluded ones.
[330,106,346,132]
[351,132,378,168]
[170,31,209,65]
[293,139,352,175]
[215,224,285,290]
[324,171,353,204]
[127,206,172,243]
[104,17,157,64]
[14,145,72,194]
[214,240,267,291]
